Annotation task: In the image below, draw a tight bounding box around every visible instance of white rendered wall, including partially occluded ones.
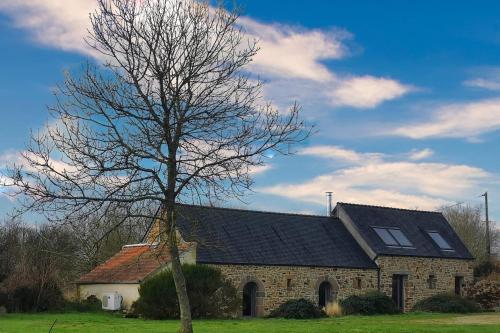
[78,283,140,309]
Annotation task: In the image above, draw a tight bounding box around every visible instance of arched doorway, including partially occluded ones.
[242,282,258,317]
[318,281,332,307]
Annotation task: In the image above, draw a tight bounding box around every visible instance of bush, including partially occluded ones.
[413,294,481,313]
[340,291,400,315]
[467,280,500,310]
[268,299,326,319]
[64,295,102,312]
[4,282,65,313]
[134,264,239,319]
[474,261,495,278]
[0,290,10,311]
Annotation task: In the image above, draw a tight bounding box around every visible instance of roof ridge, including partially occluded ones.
[338,202,442,214]
[177,203,332,219]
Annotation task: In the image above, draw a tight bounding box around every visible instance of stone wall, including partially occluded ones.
[376,256,474,311]
[212,264,378,316]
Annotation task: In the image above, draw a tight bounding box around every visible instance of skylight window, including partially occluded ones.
[427,231,453,250]
[389,229,413,247]
[373,227,413,248]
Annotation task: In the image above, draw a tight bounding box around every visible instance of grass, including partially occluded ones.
[0,312,499,333]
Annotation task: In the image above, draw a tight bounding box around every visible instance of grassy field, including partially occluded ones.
[0,312,500,333]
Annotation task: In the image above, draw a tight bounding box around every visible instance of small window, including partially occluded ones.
[353,277,362,289]
[427,231,453,250]
[427,275,437,289]
[286,279,292,290]
[373,227,413,248]
[455,276,464,295]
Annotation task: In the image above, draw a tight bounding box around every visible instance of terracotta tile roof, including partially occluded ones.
[77,242,194,284]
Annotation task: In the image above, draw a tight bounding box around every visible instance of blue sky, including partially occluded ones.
[0,1,499,229]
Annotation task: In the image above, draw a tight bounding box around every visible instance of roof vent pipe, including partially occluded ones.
[326,192,333,216]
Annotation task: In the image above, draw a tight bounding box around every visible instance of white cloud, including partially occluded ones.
[241,17,347,81]
[262,75,412,112]
[408,148,434,161]
[0,150,77,175]
[0,1,413,110]
[329,76,413,109]
[0,0,96,56]
[260,146,492,211]
[390,98,500,139]
[299,145,383,164]
[249,164,272,175]
[464,78,500,91]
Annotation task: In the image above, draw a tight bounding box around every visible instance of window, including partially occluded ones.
[353,277,362,289]
[389,229,413,247]
[455,276,464,295]
[373,227,413,248]
[427,231,453,250]
[427,275,437,289]
[373,228,398,246]
[286,278,292,290]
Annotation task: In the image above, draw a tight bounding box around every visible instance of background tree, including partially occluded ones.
[441,204,499,265]
[3,0,310,332]
[0,213,149,310]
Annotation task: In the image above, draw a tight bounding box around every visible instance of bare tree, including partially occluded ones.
[3,1,310,331]
[441,204,499,263]
[69,209,150,272]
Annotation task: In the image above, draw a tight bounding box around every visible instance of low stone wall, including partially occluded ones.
[376,256,474,311]
[213,264,378,316]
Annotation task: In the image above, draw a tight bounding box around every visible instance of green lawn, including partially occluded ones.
[0,312,499,333]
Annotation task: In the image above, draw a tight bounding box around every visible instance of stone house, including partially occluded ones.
[77,202,474,315]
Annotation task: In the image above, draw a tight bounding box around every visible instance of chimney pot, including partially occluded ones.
[326,192,333,216]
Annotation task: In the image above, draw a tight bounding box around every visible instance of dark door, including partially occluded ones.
[318,281,332,307]
[242,282,257,317]
[454,276,463,295]
[392,275,405,311]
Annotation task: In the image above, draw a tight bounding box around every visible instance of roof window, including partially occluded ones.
[373,227,413,248]
[427,231,453,250]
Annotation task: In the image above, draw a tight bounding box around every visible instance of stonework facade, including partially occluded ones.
[213,264,378,315]
[78,203,476,315]
[376,256,473,311]
[211,257,473,314]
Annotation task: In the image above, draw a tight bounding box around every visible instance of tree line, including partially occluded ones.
[0,213,149,311]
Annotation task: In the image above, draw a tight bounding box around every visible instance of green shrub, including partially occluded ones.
[6,282,65,313]
[340,291,400,315]
[0,291,10,311]
[64,295,102,312]
[268,299,326,319]
[134,264,239,319]
[413,294,481,313]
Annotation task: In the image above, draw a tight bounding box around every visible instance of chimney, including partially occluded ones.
[326,192,333,216]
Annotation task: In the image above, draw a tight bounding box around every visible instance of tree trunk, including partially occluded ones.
[168,233,193,333]
[166,153,193,333]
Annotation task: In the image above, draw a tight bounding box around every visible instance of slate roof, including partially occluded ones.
[77,243,194,284]
[337,203,474,260]
[174,205,377,269]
